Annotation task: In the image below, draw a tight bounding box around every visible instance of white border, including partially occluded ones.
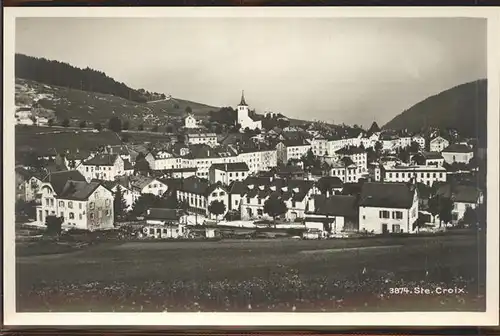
[4,7,499,327]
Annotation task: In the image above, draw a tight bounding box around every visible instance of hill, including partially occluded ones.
[383,79,487,146]
[15,78,220,128]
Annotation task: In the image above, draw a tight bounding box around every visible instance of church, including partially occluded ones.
[236,91,262,132]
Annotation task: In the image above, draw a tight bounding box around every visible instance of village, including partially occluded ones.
[15,91,486,243]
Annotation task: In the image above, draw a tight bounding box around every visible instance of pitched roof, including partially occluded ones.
[316,176,344,189]
[239,90,248,106]
[430,136,450,143]
[309,195,358,217]
[43,170,86,195]
[178,176,225,196]
[359,182,416,209]
[210,162,249,172]
[58,181,102,201]
[146,208,181,221]
[229,180,247,195]
[436,184,482,203]
[335,146,366,155]
[442,144,473,153]
[64,150,92,161]
[15,167,44,181]
[421,151,444,160]
[118,175,162,191]
[84,154,119,166]
[241,178,314,202]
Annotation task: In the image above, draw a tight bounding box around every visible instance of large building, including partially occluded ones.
[236,91,262,131]
[441,144,474,164]
[358,182,419,234]
[209,162,250,185]
[185,132,218,147]
[275,139,311,164]
[145,150,183,171]
[430,136,450,153]
[35,174,114,231]
[381,165,447,187]
[77,154,125,182]
[184,114,199,129]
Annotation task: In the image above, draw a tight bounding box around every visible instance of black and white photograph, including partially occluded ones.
[3,7,499,326]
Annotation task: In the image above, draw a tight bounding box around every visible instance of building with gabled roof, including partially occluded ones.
[358,182,419,234]
[275,138,311,164]
[176,176,229,219]
[430,136,450,153]
[209,162,250,185]
[35,177,114,231]
[77,153,125,181]
[435,183,484,223]
[236,91,262,132]
[304,195,359,235]
[15,167,45,202]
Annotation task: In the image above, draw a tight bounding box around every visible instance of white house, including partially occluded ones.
[334,146,368,174]
[176,176,230,220]
[35,178,114,231]
[236,91,262,131]
[358,182,419,234]
[185,132,218,147]
[441,144,474,165]
[436,184,484,224]
[141,208,186,239]
[412,135,426,150]
[15,167,44,202]
[182,145,239,179]
[310,136,329,156]
[77,154,125,182]
[381,165,447,187]
[145,150,183,171]
[61,149,93,170]
[208,162,250,185]
[329,157,363,183]
[276,139,311,164]
[304,195,359,235]
[101,181,135,212]
[430,136,450,153]
[184,114,199,129]
[237,147,278,173]
[117,175,168,198]
[240,178,316,221]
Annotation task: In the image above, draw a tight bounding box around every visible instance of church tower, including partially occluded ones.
[237,90,249,125]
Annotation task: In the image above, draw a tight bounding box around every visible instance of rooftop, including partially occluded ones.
[359,182,416,209]
[210,162,249,172]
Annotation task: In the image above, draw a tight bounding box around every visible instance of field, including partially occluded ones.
[16,231,486,312]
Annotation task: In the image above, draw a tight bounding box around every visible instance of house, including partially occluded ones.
[228,180,247,212]
[334,146,368,174]
[237,146,278,173]
[145,208,182,225]
[329,157,362,183]
[436,184,484,223]
[310,136,329,156]
[430,136,450,153]
[35,178,114,231]
[77,154,125,181]
[160,167,197,179]
[15,167,44,202]
[304,195,359,235]
[145,150,183,171]
[412,135,426,150]
[185,132,218,147]
[60,149,93,170]
[411,151,445,167]
[275,165,306,180]
[441,144,474,164]
[103,145,132,162]
[209,162,250,185]
[117,175,169,198]
[275,139,311,164]
[381,165,447,187]
[182,144,239,179]
[184,114,199,129]
[239,178,316,221]
[176,176,229,220]
[123,160,134,176]
[99,180,135,212]
[141,208,187,239]
[358,182,419,234]
[236,91,262,131]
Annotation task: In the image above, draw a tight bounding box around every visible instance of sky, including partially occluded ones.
[15,17,486,127]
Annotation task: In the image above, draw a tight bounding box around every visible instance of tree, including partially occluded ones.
[208,200,226,223]
[428,195,440,224]
[113,185,128,222]
[47,118,54,127]
[61,119,70,127]
[317,177,338,197]
[185,106,192,114]
[94,122,102,131]
[409,141,421,153]
[122,120,130,131]
[462,207,478,227]
[438,197,454,227]
[263,197,287,223]
[108,117,122,133]
[130,194,165,219]
[45,215,63,235]
[79,120,87,128]
[138,124,144,131]
[15,200,37,219]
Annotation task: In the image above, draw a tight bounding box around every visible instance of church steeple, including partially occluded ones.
[239,90,248,106]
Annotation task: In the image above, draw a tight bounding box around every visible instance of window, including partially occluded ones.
[45,210,49,216]
[379,210,390,219]
[433,173,436,178]
[235,200,239,206]
[60,212,64,218]
[79,214,82,220]
[105,199,111,207]
[258,199,261,205]
[106,210,110,216]
[69,212,75,219]
[229,173,233,177]
[257,209,263,216]
[426,173,430,178]
[392,211,403,220]
[86,167,89,172]
[45,198,50,206]
[68,201,73,209]
[89,202,95,210]
[395,173,399,178]
[388,173,392,178]
[292,201,296,208]
[219,192,225,196]
[212,192,217,197]
[59,201,65,207]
